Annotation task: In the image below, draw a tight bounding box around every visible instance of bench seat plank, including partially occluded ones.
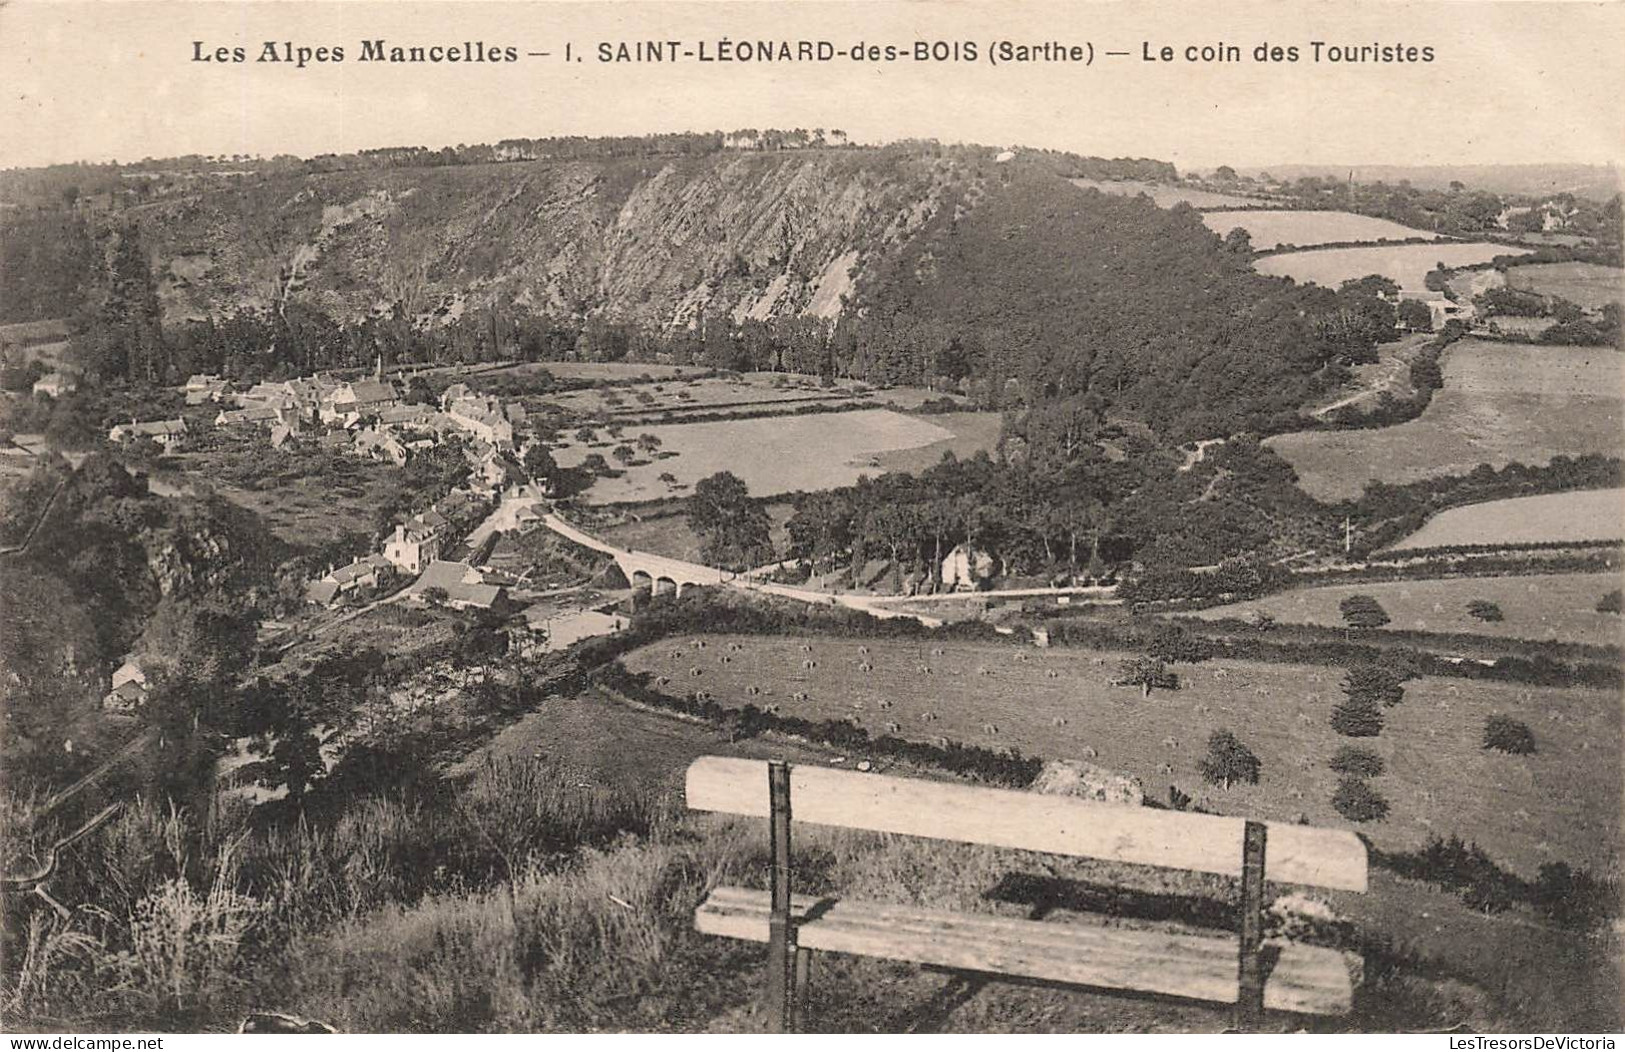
[686,756,1367,892]
[696,885,1358,1017]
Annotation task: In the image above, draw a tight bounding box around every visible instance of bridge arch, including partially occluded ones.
[654,576,678,597]
[629,568,653,592]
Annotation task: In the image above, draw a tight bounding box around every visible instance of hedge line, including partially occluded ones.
[594,662,1044,788]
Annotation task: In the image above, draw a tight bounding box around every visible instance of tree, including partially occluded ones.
[1222,226,1253,256]
[1598,589,1622,615]
[522,444,557,481]
[611,444,636,466]
[1331,777,1389,822]
[636,432,663,453]
[1396,298,1434,331]
[1342,663,1405,708]
[1329,744,1385,777]
[1198,729,1261,789]
[1331,693,1383,737]
[421,585,450,607]
[1338,593,1390,630]
[1114,655,1178,698]
[688,471,772,570]
[1483,714,1535,755]
[1466,599,1503,622]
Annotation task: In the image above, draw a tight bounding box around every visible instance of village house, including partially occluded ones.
[409,559,504,610]
[305,554,392,607]
[445,393,514,446]
[183,373,230,405]
[102,658,149,713]
[108,418,188,452]
[31,371,78,398]
[321,379,400,423]
[941,543,997,592]
[382,513,446,574]
[215,405,285,427]
[352,427,409,466]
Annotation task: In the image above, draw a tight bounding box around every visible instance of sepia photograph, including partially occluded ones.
[0,0,1621,1038]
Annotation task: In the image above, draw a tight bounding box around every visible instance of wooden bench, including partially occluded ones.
[686,756,1367,1032]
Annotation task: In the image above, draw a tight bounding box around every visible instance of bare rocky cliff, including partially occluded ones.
[142,147,986,330]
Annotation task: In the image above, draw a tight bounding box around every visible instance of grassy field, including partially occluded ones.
[1390,489,1625,550]
[622,634,1621,876]
[1255,242,1528,293]
[1192,572,1624,648]
[1268,340,1623,500]
[1201,210,1434,250]
[1506,262,1624,311]
[1068,179,1263,210]
[553,409,956,504]
[873,411,1003,473]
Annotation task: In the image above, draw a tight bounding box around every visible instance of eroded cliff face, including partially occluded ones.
[144,148,984,330]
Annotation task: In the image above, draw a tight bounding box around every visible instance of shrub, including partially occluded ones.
[1483,714,1536,755]
[1330,694,1383,737]
[1331,776,1389,822]
[1198,729,1261,789]
[1466,599,1504,622]
[1329,745,1385,777]
[1598,589,1622,615]
[1338,594,1390,629]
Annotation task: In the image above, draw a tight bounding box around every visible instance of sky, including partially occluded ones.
[2,0,1623,172]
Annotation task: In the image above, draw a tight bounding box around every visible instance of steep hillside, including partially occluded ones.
[137,148,982,330]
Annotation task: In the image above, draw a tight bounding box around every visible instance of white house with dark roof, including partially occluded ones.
[108,418,188,452]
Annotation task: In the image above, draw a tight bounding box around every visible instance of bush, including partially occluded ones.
[1330,694,1383,737]
[1598,589,1622,615]
[1329,745,1385,778]
[1466,599,1504,622]
[1342,663,1405,707]
[1198,729,1261,789]
[1483,714,1536,755]
[1331,776,1389,822]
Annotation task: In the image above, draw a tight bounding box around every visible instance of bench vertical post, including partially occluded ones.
[1234,819,1268,1031]
[766,760,798,1032]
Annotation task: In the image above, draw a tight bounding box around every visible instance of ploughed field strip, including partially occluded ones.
[686,757,1367,1028]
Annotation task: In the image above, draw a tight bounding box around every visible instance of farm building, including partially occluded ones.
[353,427,409,466]
[31,371,77,398]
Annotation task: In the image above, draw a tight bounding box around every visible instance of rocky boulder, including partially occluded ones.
[1030,758,1144,807]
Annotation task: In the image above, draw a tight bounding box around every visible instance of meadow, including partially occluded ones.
[1389,489,1625,550]
[1255,242,1528,293]
[1505,262,1625,311]
[1268,340,1623,500]
[552,408,957,504]
[1193,572,1624,649]
[620,633,1621,875]
[1067,179,1264,210]
[1201,211,1433,250]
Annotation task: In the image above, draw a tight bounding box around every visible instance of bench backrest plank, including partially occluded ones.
[686,756,1367,893]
